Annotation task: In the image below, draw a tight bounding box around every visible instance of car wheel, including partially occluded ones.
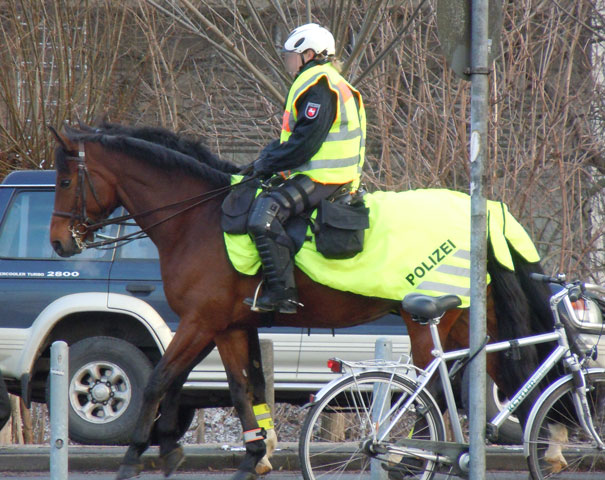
[461,370,523,445]
[47,336,153,445]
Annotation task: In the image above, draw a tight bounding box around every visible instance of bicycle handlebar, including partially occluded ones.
[529,273,566,284]
[530,273,605,301]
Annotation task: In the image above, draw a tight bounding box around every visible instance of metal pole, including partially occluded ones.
[50,341,68,480]
[371,338,392,480]
[469,0,489,479]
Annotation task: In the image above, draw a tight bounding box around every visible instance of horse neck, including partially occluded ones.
[100,150,225,250]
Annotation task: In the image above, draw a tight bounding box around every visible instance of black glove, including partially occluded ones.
[252,157,272,178]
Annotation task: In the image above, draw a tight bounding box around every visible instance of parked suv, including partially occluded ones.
[0,170,412,445]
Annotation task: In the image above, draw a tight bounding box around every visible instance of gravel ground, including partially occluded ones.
[184,403,308,444]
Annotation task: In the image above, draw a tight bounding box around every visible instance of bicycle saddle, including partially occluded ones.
[401,293,462,321]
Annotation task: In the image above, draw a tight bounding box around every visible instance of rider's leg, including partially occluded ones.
[245,175,339,314]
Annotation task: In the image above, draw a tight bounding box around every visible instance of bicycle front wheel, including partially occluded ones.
[299,371,446,480]
[527,371,605,479]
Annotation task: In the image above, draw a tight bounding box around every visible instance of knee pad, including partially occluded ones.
[247,195,284,237]
[270,175,316,217]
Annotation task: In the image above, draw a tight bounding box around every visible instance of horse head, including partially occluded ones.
[49,125,119,257]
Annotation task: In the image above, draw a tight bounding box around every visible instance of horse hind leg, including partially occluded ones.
[544,423,568,473]
[246,329,277,476]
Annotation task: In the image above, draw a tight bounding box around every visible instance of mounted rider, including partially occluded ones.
[244,23,367,314]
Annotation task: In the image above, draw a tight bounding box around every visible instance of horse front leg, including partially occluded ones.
[116,326,216,480]
[156,342,217,477]
[215,328,276,480]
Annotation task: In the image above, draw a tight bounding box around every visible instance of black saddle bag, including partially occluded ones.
[315,199,370,259]
[220,177,260,234]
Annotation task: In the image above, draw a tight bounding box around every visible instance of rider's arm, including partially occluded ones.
[254,78,336,175]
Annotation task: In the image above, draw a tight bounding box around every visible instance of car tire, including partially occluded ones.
[461,370,523,445]
[48,336,154,445]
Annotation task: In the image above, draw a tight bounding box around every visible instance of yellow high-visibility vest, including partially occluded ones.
[280,63,366,188]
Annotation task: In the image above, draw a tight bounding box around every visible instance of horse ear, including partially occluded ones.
[93,112,109,130]
[48,125,74,152]
[75,114,92,132]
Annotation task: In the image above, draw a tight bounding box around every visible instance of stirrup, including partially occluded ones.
[245,281,265,312]
[244,281,302,314]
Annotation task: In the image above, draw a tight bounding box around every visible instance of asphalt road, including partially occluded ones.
[0,474,541,480]
[3,443,600,479]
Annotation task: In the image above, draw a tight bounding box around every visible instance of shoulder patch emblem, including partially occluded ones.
[304,102,321,120]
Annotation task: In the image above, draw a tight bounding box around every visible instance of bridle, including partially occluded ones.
[52,141,245,251]
[52,142,105,250]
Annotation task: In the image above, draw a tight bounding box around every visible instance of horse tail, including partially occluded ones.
[486,242,553,423]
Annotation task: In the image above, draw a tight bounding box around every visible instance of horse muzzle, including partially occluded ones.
[51,238,82,258]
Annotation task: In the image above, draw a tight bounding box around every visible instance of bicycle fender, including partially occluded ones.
[522,367,605,458]
[301,372,359,409]
[303,370,424,408]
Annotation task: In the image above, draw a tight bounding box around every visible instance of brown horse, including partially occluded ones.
[48,124,553,480]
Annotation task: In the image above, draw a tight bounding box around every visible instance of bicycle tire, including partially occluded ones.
[299,371,446,480]
[527,371,605,479]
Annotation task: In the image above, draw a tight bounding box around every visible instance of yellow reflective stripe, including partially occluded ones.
[453,249,471,260]
[253,403,274,430]
[257,417,274,430]
[416,281,470,297]
[435,265,471,278]
[253,403,271,416]
[297,157,360,171]
[325,128,361,141]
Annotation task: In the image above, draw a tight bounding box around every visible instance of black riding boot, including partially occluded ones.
[244,234,299,314]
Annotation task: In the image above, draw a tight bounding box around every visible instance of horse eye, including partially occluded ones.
[60,179,71,188]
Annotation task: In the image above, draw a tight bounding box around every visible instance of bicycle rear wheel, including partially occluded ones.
[299,371,445,480]
[527,371,605,479]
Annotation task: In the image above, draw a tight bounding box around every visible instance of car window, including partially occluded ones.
[115,222,159,260]
[0,190,114,260]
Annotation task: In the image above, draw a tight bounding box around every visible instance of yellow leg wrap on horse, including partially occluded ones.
[253,403,274,430]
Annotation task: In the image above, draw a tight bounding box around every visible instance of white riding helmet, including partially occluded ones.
[283,23,335,56]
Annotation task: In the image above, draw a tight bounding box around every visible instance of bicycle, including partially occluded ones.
[299,273,605,479]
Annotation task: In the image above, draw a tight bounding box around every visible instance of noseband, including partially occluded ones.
[52,142,103,250]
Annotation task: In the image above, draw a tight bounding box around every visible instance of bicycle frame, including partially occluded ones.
[374,324,567,444]
[372,284,605,449]
[302,278,605,478]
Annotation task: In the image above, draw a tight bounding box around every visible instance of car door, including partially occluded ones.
[107,218,179,330]
[0,188,115,330]
[296,314,411,385]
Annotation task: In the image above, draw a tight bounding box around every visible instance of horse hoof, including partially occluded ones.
[116,463,143,480]
[231,470,257,480]
[255,456,272,475]
[160,446,185,477]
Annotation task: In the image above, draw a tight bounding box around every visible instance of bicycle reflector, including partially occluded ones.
[327,358,343,373]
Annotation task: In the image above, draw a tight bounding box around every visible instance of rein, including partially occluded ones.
[53,141,248,250]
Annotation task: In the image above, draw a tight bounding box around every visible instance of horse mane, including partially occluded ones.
[91,122,241,175]
[60,129,232,188]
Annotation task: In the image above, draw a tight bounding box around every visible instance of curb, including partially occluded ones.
[0,443,528,472]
